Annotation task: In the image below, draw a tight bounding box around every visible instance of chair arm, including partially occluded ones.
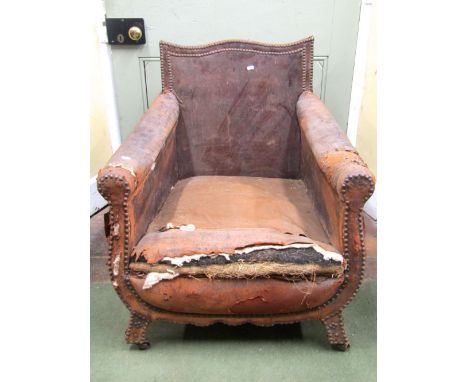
[97,91,179,248]
[98,91,179,194]
[297,91,375,211]
[96,92,179,303]
[296,91,375,311]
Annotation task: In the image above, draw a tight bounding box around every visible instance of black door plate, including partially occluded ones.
[106,18,146,45]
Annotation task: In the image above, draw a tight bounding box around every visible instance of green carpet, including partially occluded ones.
[91,280,376,382]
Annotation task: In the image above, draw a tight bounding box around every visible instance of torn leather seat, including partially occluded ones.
[97,37,375,351]
[127,176,346,314]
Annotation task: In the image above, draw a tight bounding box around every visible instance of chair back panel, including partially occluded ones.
[160,38,313,178]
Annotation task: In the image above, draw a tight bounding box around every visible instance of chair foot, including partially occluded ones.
[137,341,151,350]
[125,312,151,349]
[321,311,350,351]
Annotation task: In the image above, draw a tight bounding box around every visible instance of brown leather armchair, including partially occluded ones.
[97,37,375,351]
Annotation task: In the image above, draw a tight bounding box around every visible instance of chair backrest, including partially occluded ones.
[160,37,313,179]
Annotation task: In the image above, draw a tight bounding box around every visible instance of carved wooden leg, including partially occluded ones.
[125,312,151,350]
[321,311,350,351]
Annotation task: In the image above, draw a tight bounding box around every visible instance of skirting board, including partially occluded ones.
[90,176,107,215]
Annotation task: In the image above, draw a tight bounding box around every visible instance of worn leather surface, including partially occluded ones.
[297,91,375,249]
[297,91,375,205]
[160,38,313,179]
[97,39,376,326]
[130,276,344,315]
[129,175,343,315]
[134,175,334,263]
[98,92,180,245]
[148,175,330,243]
[133,228,334,264]
[296,90,375,323]
[102,92,179,190]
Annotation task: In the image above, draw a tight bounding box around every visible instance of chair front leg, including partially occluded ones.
[321,311,350,351]
[125,312,152,350]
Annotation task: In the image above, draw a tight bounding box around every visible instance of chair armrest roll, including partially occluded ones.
[297,91,375,210]
[98,91,179,195]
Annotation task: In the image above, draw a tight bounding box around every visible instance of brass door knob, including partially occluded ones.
[128,26,143,41]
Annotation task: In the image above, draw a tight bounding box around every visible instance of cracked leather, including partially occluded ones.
[97,38,375,325]
[160,39,312,179]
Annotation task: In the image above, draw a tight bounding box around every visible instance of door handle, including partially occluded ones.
[128,26,143,42]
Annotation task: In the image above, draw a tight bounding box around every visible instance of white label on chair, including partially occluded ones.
[246,65,255,71]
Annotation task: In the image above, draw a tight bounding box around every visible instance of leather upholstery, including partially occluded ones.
[160,38,313,179]
[126,175,344,315]
[147,176,331,245]
[297,90,375,250]
[104,92,179,190]
[130,277,344,315]
[97,38,375,343]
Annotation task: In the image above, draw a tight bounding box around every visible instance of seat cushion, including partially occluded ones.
[129,176,344,315]
[147,175,330,240]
